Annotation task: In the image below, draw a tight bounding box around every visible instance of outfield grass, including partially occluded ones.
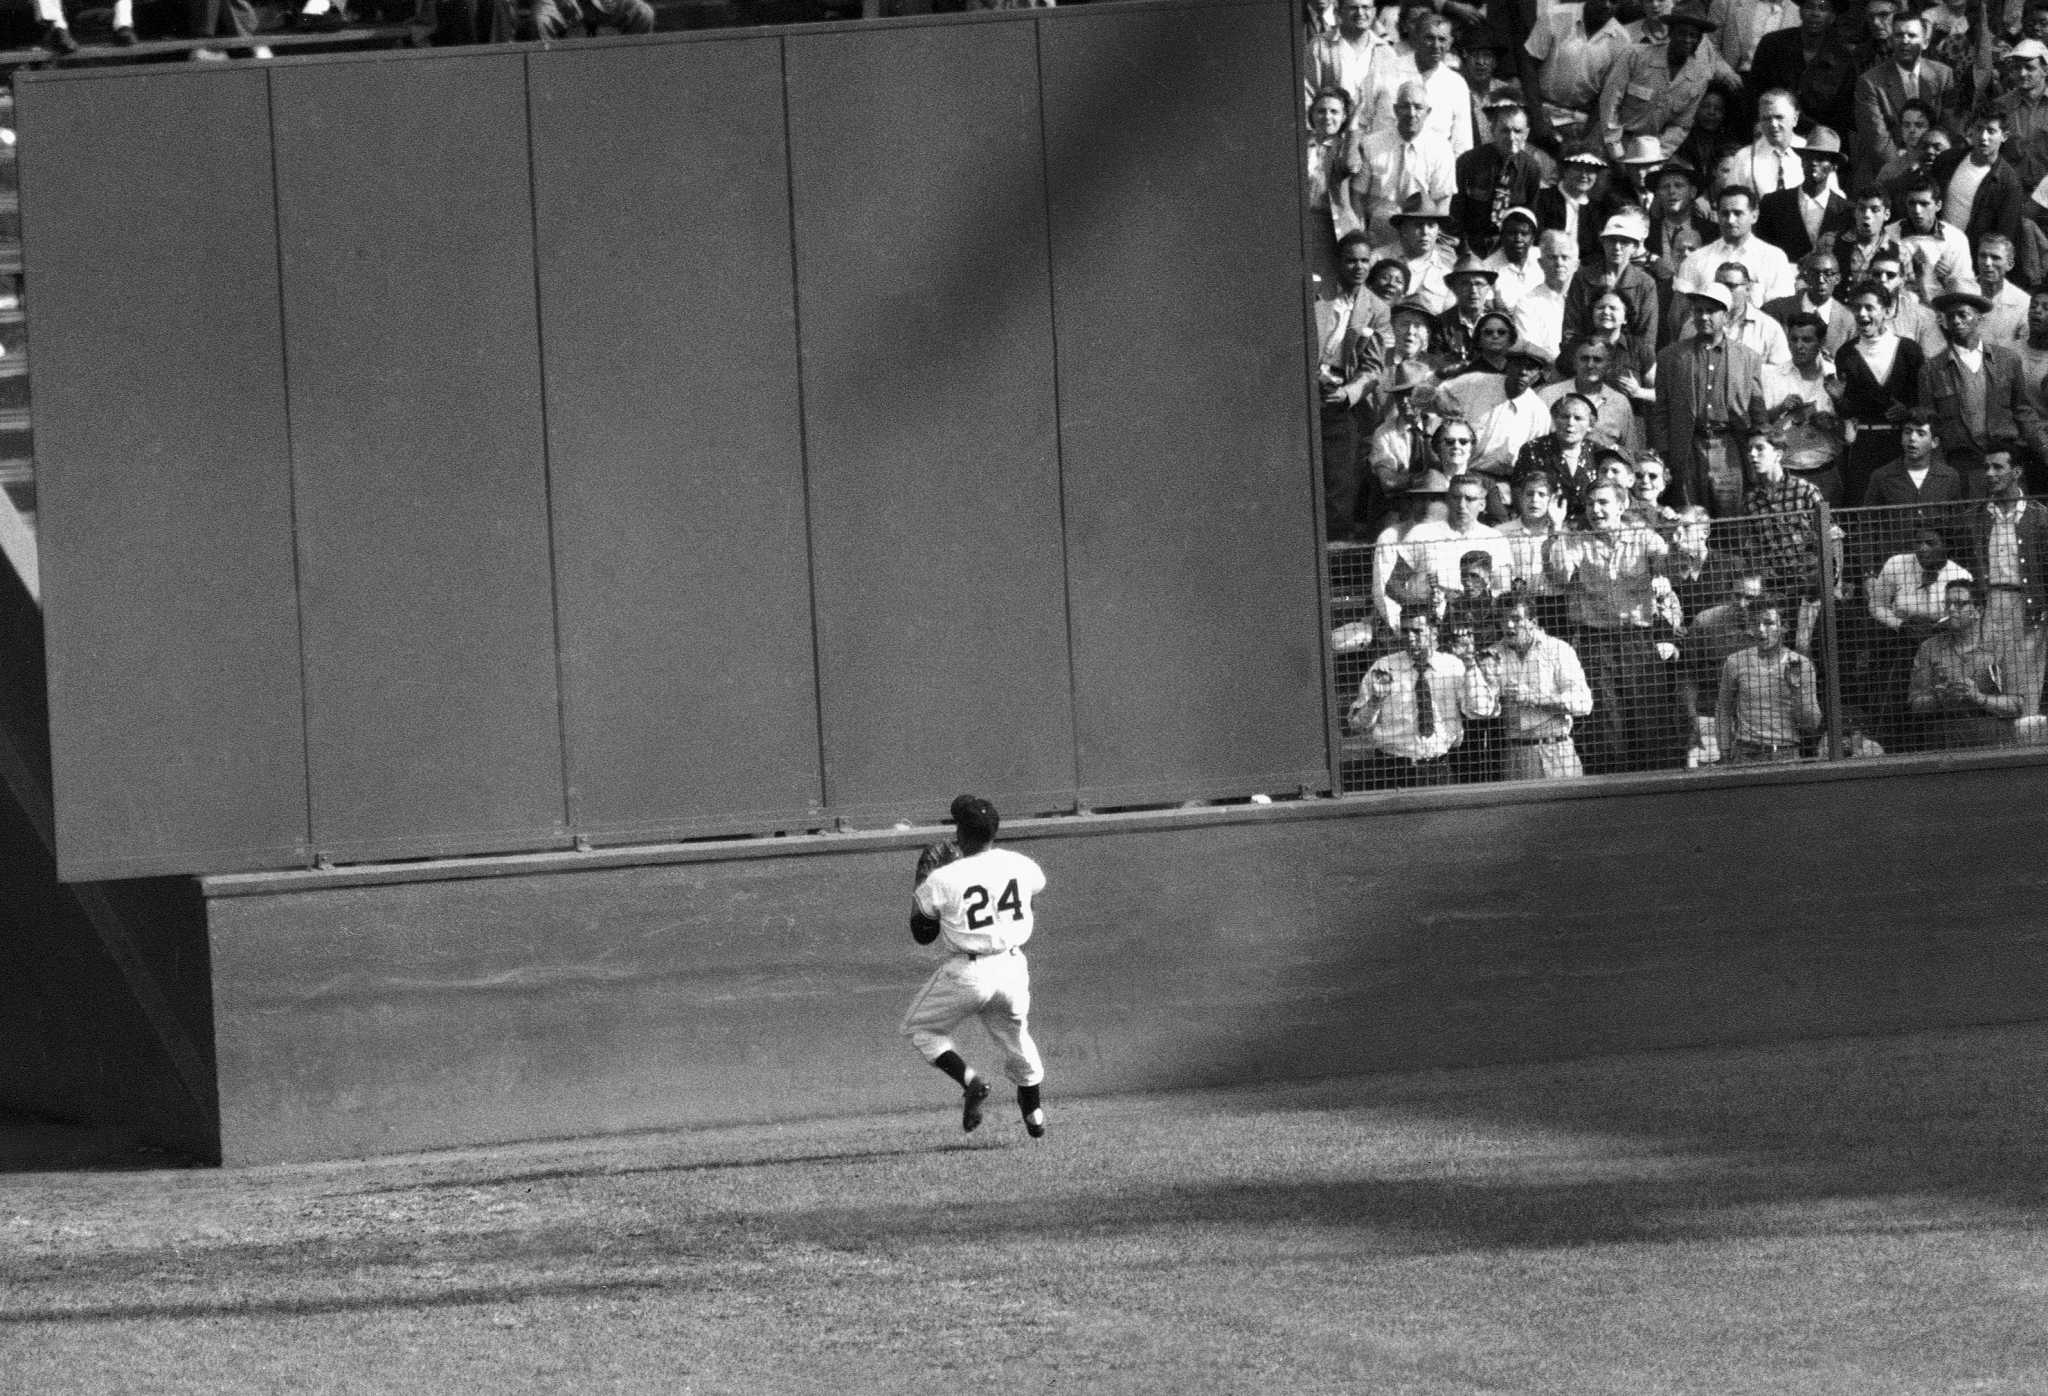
[6,1023,2048,1393]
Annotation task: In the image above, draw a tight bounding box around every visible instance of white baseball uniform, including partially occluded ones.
[901,846,1047,1087]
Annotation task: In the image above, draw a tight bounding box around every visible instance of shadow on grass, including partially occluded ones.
[9,1026,2048,1326]
[343,1140,988,1195]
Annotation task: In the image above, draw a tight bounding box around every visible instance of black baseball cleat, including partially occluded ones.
[960,1076,990,1133]
[1023,1108,1046,1139]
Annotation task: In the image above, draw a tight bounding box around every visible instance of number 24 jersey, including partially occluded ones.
[912,847,1046,956]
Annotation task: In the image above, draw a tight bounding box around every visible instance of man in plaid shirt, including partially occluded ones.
[1739,427,1827,603]
[1716,598,1823,762]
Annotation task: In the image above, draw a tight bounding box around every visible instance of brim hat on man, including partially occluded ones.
[2007,37,2048,61]
[1391,194,1453,224]
[1931,289,1995,313]
[1391,295,1438,324]
[1798,125,1846,163]
[1652,157,1702,188]
[1507,343,1552,369]
[1618,135,1666,166]
[1685,283,1734,311]
[1385,359,1435,394]
[1447,253,1499,284]
[1665,0,1717,31]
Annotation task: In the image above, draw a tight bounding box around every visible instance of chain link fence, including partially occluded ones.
[1328,496,2048,792]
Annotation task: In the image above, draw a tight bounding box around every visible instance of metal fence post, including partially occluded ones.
[1814,499,1844,762]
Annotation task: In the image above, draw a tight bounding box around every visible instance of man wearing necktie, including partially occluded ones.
[1736,91,1809,197]
[1347,607,1494,787]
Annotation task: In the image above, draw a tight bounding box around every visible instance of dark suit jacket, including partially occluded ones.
[1650,336,1769,510]
[1853,58,1959,185]
[1754,187,1852,264]
[1966,499,2048,622]
[1925,148,2028,254]
[1750,27,1859,137]
[1451,145,1548,251]
[1535,185,1604,265]
[1917,343,2048,468]
[1857,456,1965,572]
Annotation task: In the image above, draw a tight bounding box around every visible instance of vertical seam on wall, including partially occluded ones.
[1034,18,1084,809]
[782,35,831,818]
[523,52,578,841]
[265,67,319,867]
[1287,0,1340,794]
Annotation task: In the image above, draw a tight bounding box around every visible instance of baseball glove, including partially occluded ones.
[909,838,960,945]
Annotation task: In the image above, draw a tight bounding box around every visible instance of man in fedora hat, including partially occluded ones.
[1599,135,1671,221]
[1372,464,1454,628]
[1435,254,1505,359]
[1755,124,1851,262]
[1452,98,1547,253]
[1917,287,2048,492]
[1376,192,1459,313]
[1359,77,1458,244]
[1368,359,1444,511]
[1598,0,1739,160]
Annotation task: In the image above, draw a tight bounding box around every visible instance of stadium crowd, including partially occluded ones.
[1311,0,2048,787]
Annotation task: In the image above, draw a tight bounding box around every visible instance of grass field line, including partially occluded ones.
[4,1023,2048,1393]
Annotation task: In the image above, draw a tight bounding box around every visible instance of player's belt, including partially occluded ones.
[960,947,1018,961]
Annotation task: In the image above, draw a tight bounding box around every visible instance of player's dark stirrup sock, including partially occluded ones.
[932,1051,972,1088]
[1017,1084,1040,1117]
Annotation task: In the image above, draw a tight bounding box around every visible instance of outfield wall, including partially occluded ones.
[19,0,1329,885]
[203,754,2048,1164]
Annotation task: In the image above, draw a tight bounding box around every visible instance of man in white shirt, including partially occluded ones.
[1481,205,1542,309]
[1470,596,1595,779]
[1715,262,1793,368]
[1763,310,1847,502]
[1357,79,1458,243]
[1974,235,2030,345]
[1305,0,1397,122]
[1367,13,1475,154]
[1677,184,1796,302]
[1711,0,1800,71]
[1887,177,1978,305]
[1514,229,1576,360]
[1470,346,1556,482]
[1524,0,1635,147]
[1730,89,1812,196]
[1348,607,1495,786]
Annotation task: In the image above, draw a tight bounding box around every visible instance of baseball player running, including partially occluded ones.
[902,794,1048,1138]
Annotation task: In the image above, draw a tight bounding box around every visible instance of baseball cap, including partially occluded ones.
[951,794,1000,840]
